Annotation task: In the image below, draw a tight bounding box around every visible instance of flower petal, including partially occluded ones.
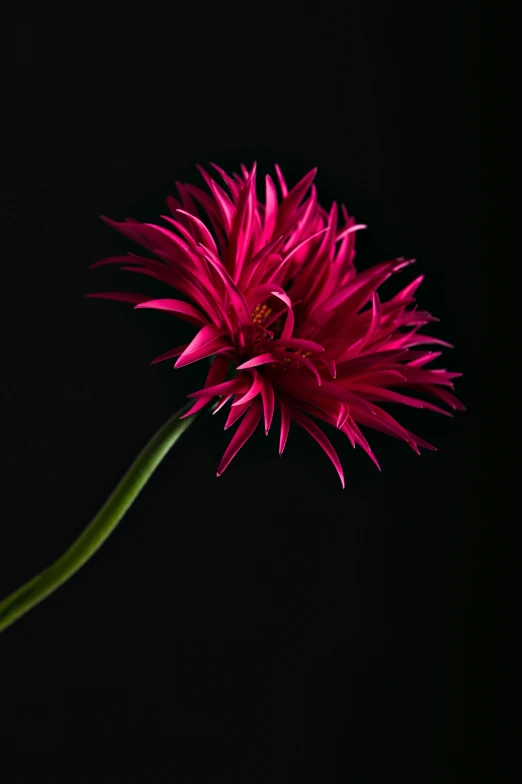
[224,400,251,429]
[150,344,189,365]
[179,356,231,418]
[216,401,262,476]
[261,377,275,435]
[236,353,281,370]
[175,339,231,368]
[231,370,264,407]
[274,338,325,353]
[262,174,279,244]
[291,409,345,487]
[187,378,247,399]
[266,290,294,339]
[85,292,151,305]
[174,324,227,368]
[279,401,291,455]
[135,298,207,326]
[175,209,219,255]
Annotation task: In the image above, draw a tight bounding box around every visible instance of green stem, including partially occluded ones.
[0,402,200,636]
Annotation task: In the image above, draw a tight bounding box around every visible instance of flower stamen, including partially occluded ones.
[251,303,272,325]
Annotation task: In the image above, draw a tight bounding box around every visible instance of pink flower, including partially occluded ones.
[88,163,463,486]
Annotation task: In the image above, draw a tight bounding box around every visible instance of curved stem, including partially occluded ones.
[0,402,200,636]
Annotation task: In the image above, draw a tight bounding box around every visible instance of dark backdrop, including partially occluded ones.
[2,3,497,781]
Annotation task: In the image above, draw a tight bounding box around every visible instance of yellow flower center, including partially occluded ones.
[251,303,272,325]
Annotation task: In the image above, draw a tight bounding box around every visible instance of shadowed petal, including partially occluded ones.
[179,356,231,418]
[135,298,208,326]
[187,378,247,399]
[274,338,325,353]
[217,401,262,476]
[150,344,189,364]
[261,377,275,434]
[232,370,264,407]
[85,292,151,304]
[224,400,251,429]
[279,401,291,455]
[291,409,345,487]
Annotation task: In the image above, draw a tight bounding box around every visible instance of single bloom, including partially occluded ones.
[88,163,463,485]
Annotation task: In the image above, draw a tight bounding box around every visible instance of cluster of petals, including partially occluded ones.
[88,163,462,485]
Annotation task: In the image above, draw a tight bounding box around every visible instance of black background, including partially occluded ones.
[2,3,497,781]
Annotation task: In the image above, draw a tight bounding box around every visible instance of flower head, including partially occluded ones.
[88,163,463,485]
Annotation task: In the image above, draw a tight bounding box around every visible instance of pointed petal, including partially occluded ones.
[347,420,381,470]
[209,162,241,200]
[318,357,337,378]
[85,292,151,305]
[236,353,281,370]
[216,401,262,476]
[279,400,291,455]
[175,324,226,367]
[284,377,376,415]
[244,282,286,309]
[366,292,382,342]
[336,404,351,430]
[291,409,345,487]
[275,338,325,353]
[174,324,232,369]
[213,393,234,414]
[175,209,219,255]
[347,384,453,415]
[243,234,285,288]
[391,275,425,303]
[352,404,419,449]
[178,356,231,418]
[89,255,151,269]
[197,243,251,327]
[270,290,295,339]
[150,344,189,364]
[196,166,235,234]
[231,370,264,407]
[274,164,288,198]
[297,355,323,385]
[279,227,329,267]
[336,350,410,375]
[262,174,279,243]
[179,397,213,418]
[406,351,442,368]
[261,377,275,435]
[187,378,247,399]
[224,400,251,429]
[404,334,454,349]
[335,223,367,242]
[175,338,230,369]
[351,370,408,385]
[135,298,207,326]
[275,168,317,236]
